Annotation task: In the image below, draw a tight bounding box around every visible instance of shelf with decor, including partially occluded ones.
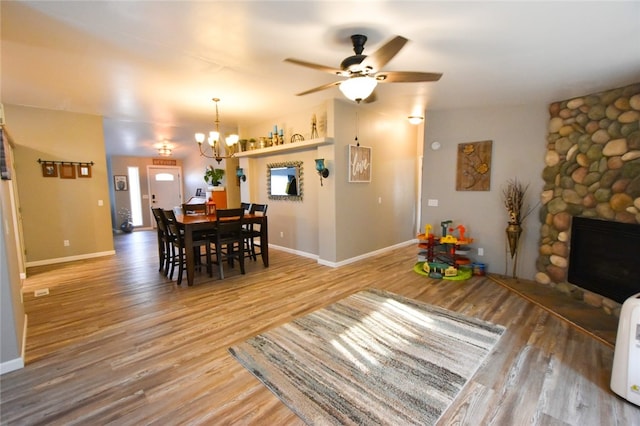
[234,137,333,158]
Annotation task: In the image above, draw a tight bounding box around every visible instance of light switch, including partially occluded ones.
[428,199,438,207]
[98,200,103,206]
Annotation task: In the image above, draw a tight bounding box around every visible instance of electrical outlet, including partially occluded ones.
[378,197,382,204]
[63,240,70,247]
[34,288,49,297]
[280,231,284,238]
[478,247,484,256]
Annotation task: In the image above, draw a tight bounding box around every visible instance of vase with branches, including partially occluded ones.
[502,178,537,278]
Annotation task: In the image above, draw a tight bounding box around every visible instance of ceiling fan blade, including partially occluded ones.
[359,35,408,72]
[284,58,344,75]
[295,80,342,96]
[375,71,443,83]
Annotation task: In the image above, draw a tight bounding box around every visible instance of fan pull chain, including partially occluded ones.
[355,111,360,146]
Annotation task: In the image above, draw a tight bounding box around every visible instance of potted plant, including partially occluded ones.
[204,166,225,187]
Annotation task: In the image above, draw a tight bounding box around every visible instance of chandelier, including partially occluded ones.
[195,98,239,163]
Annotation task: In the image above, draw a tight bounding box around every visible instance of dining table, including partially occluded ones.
[175,212,269,286]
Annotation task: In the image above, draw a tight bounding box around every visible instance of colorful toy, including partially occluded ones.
[416,219,476,280]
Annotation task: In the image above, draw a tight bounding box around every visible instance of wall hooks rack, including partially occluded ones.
[37,159,94,166]
[38,159,94,178]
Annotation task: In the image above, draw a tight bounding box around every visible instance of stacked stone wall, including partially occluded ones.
[536,83,640,317]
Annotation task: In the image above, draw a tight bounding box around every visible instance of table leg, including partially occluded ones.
[183,226,195,286]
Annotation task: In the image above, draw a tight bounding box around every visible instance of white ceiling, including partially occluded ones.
[2,1,639,159]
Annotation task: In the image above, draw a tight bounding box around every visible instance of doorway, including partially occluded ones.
[147,166,183,227]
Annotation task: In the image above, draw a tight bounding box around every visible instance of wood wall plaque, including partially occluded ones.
[456,140,492,191]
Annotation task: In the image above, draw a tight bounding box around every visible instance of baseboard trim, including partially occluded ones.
[0,357,24,375]
[269,239,416,268]
[268,244,318,260]
[25,250,116,268]
[322,239,416,268]
[1,313,28,374]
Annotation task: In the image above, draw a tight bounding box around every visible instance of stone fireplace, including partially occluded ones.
[536,82,640,317]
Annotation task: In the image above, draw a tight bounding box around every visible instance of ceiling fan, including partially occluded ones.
[285,34,442,103]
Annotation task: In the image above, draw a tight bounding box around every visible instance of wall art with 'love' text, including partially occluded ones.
[348,145,371,183]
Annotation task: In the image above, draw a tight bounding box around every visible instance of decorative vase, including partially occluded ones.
[505,223,522,258]
[120,221,134,233]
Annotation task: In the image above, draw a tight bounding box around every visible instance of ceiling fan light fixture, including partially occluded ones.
[339,76,377,102]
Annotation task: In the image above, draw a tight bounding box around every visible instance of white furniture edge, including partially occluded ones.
[235,137,333,158]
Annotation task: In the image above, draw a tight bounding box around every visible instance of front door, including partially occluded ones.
[147,166,182,227]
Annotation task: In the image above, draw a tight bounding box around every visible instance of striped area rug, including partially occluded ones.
[229,288,505,425]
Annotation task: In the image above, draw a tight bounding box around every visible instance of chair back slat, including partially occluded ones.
[215,208,244,236]
[151,208,167,233]
[249,203,268,216]
[162,209,181,238]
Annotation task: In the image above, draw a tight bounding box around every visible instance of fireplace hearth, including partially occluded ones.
[568,216,640,304]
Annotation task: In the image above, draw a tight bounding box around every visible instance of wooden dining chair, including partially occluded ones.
[210,208,245,279]
[151,207,171,274]
[243,203,268,261]
[162,209,211,285]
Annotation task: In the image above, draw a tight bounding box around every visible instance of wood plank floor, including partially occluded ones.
[1,230,638,425]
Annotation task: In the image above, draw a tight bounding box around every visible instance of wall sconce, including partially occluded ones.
[315,158,329,186]
[236,167,246,182]
[408,116,424,125]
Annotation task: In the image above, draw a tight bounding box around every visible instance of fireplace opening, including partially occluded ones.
[568,216,640,304]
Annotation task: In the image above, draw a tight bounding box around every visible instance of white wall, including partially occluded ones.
[422,104,548,280]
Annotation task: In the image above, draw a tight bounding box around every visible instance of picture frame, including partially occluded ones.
[456,140,492,191]
[41,162,58,178]
[348,145,372,183]
[114,175,128,191]
[60,163,76,179]
[77,164,92,178]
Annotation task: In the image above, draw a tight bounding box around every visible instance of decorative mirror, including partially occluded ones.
[267,161,303,201]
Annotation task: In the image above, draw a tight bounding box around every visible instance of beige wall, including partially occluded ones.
[5,105,114,265]
[422,104,548,280]
[333,100,420,262]
[239,99,421,264]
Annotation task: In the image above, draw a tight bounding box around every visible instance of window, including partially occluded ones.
[127,167,143,226]
[155,173,174,181]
